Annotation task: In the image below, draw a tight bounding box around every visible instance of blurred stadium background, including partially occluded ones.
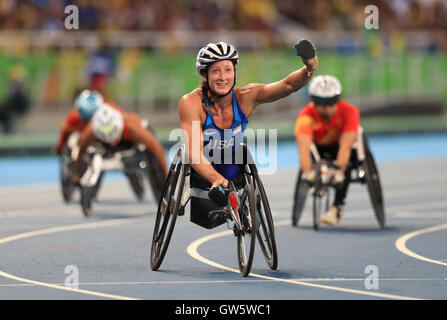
[0,0,446,155]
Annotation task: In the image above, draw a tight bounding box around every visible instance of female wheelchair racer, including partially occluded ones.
[150,40,318,276]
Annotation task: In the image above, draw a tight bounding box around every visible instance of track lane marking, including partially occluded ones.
[395,224,447,267]
[0,218,140,300]
[1,277,444,287]
[187,220,423,300]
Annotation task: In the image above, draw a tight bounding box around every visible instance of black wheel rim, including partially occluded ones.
[150,161,183,270]
[250,166,278,270]
[313,193,321,230]
[292,171,309,227]
[365,151,385,228]
[237,184,256,277]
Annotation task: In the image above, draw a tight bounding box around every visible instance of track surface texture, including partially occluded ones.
[1,153,446,300]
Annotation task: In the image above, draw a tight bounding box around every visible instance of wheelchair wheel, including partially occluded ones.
[312,193,322,230]
[237,183,257,277]
[59,151,75,203]
[150,160,185,271]
[250,164,278,270]
[80,186,95,217]
[292,170,309,227]
[143,151,165,202]
[126,171,145,201]
[92,172,103,201]
[60,165,75,203]
[314,186,333,230]
[363,138,385,228]
[80,172,103,217]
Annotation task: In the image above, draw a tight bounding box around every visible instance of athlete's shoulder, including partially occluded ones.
[180,88,202,104]
[66,108,82,125]
[179,89,202,110]
[298,102,315,117]
[178,88,203,120]
[338,100,359,113]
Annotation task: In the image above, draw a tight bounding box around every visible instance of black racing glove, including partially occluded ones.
[294,39,317,60]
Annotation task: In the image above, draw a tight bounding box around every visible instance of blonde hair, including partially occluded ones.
[200,79,213,114]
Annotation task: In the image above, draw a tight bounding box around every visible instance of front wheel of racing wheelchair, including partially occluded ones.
[291,128,385,229]
[79,141,165,217]
[59,132,85,203]
[150,143,277,277]
[60,145,76,203]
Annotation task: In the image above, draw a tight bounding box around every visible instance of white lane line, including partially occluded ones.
[2,171,446,212]
[0,218,141,300]
[187,220,422,300]
[269,199,447,219]
[260,183,445,202]
[395,224,447,267]
[1,277,444,287]
[3,187,445,220]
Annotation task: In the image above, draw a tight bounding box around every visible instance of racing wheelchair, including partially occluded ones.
[292,127,385,230]
[150,143,278,277]
[59,132,83,203]
[59,123,165,217]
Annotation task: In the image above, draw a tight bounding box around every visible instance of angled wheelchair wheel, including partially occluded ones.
[249,164,278,270]
[92,172,104,201]
[126,171,145,201]
[312,193,322,230]
[80,186,94,217]
[150,160,185,271]
[143,151,165,203]
[237,183,257,277]
[80,169,105,217]
[59,150,75,203]
[292,170,309,227]
[363,136,385,228]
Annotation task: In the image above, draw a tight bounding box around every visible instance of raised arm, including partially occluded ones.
[254,65,315,104]
[240,50,318,117]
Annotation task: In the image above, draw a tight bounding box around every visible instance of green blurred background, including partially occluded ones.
[0,0,446,154]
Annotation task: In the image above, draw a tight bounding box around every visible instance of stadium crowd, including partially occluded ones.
[0,0,445,32]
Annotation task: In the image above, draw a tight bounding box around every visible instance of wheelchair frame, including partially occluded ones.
[292,127,385,229]
[150,143,278,277]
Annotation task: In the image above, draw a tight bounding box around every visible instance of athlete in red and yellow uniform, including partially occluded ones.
[295,99,359,146]
[295,75,360,226]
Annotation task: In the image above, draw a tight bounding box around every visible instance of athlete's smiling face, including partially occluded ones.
[206,60,235,96]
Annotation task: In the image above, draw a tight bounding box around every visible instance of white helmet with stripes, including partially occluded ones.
[196,42,239,75]
[309,75,342,99]
[92,104,124,144]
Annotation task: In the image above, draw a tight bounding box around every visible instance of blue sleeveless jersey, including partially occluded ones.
[202,91,248,180]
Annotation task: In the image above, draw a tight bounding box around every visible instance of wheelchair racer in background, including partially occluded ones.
[55,90,103,155]
[55,90,103,202]
[294,75,360,226]
[71,104,168,215]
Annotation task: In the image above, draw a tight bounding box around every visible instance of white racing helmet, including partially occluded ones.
[308,75,342,105]
[92,104,124,143]
[196,41,239,75]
